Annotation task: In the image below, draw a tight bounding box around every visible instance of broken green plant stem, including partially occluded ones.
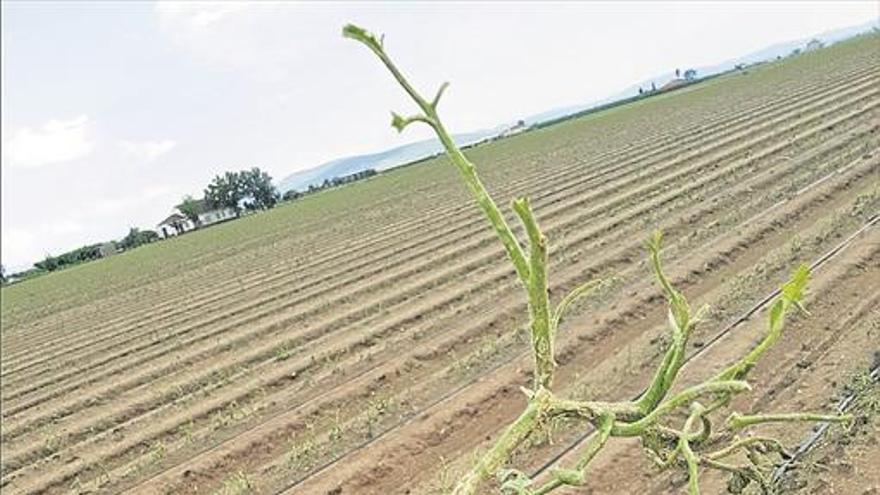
[727,411,852,430]
[344,23,851,495]
[343,23,554,391]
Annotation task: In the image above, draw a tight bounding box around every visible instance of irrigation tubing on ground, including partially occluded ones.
[770,361,880,484]
[111,196,879,494]
[276,212,879,493]
[528,212,880,479]
[274,211,878,493]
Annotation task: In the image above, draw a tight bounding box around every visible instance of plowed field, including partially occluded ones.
[1,34,878,495]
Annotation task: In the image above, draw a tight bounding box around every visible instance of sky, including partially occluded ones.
[1,1,877,271]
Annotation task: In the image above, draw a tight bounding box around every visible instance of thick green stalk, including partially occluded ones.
[614,380,750,436]
[727,411,851,430]
[548,396,641,422]
[635,234,692,413]
[679,403,707,495]
[532,412,614,495]
[452,389,552,495]
[435,120,532,285]
[706,436,787,460]
[513,198,554,389]
[636,330,686,414]
[714,265,809,382]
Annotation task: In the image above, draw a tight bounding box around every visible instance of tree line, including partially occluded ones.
[2,168,280,283]
[283,168,378,201]
[2,166,380,285]
[1,226,159,284]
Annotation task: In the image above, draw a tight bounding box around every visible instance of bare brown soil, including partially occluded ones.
[1,34,878,495]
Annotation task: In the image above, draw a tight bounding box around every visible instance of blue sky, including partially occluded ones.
[2,1,877,270]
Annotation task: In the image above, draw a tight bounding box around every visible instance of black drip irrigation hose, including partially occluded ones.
[529,213,880,479]
[276,212,879,493]
[770,361,880,484]
[273,214,878,493]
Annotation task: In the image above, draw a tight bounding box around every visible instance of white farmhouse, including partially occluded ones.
[157,199,236,238]
[157,212,192,238]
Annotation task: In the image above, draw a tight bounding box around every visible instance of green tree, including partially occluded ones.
[282,189,301,201]
[205,168,278,214]
[178,195,203,228]
[242,167,278,210]
[205,171,246,217]
[119,227,158,250]
[35,254,59,272]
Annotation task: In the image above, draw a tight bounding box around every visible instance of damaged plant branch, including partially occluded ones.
[344,24,851,495]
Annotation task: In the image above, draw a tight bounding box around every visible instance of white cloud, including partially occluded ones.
[2,115,94,168]
[2,227,37,269]
[155,1,251,30]
[1,221,83,268]
[153,1,302,83]
[1,185,176,268]
[47,219,85,236]
[119,139,176,161]
[93,184,174,216]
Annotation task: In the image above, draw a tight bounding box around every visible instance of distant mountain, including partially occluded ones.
[694,20,879,77]
[529,20,880,125]
[278,128,502,192]
[279,21,879,193]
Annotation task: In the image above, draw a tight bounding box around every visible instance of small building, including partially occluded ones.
[193,202,237,226]
[156,198,236,238]
[157,212,192,238]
